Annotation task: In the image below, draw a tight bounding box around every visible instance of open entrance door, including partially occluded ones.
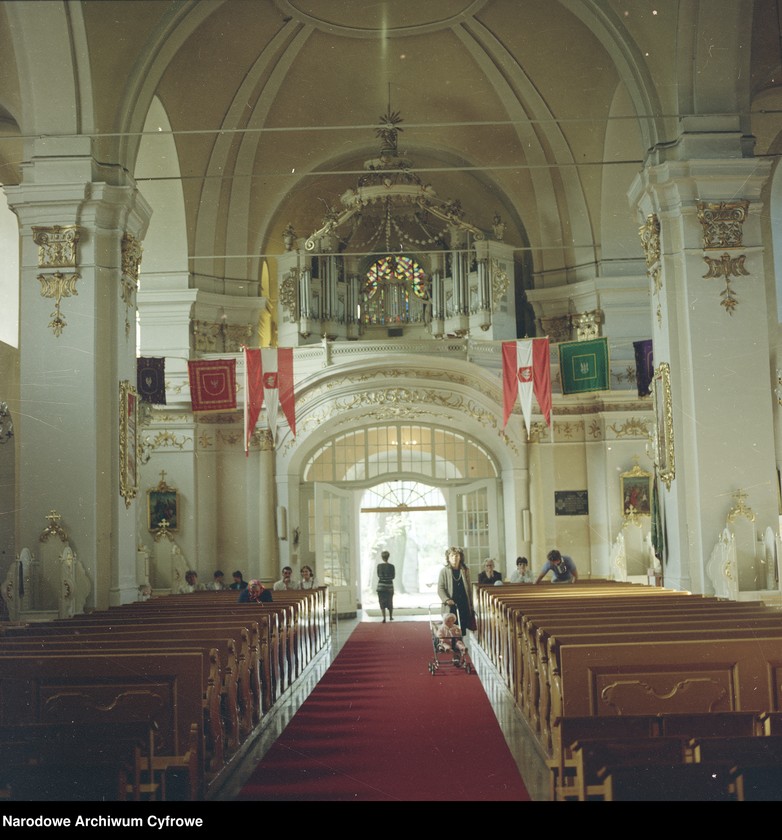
[314,482,356,616]
[447,479,501,574]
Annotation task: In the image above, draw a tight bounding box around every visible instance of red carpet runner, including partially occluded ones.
[237,620,532,801]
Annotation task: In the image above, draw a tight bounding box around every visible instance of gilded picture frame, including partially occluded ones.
[148,482,179,532]
[620,464,652,516]
[652,362,675,490]
[119,380,139,508]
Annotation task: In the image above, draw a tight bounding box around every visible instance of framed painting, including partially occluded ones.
[148,481,179,532]
[653,361,675,490]
[620,464,652,516]
[119,380,138,508]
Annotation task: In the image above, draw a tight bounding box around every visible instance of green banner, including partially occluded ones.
[558,337,610,394]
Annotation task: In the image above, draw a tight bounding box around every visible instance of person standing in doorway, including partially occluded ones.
[376,550,396,623]
[438,546,475,637]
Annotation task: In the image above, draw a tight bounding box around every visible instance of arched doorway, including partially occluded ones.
[303,422,503,616]
[359,481,448,613]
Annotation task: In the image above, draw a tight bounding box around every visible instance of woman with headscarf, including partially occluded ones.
[237,579,273,603]
[437,546,475,637]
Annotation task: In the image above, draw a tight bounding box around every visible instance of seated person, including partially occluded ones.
[238,579,272,603]
[509,556,533,583]
[177,570,205,593]
[273,566,299,591]
[477,558,503,585]
[299,565,316,590]
[437,612,466,662]
[229,570,248,590]
[208,570,226,590]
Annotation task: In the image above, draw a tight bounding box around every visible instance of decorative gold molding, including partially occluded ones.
[193,319,256,352]
[119,381,139,508]
[280,271,298,320]
[697,200,749,250]
[0,401,13,444]
[39,509,69,543]
[573,310,602,341]
[639,214,663,327]
[702,252,750,315]
[726,489,756,524]
[490,258,510,306]
[653,362,675,490]
[607,418,652,438]
[32,225,80,268]
[38,271,79,336]
[121,234,142,338]
[639,214,660,267]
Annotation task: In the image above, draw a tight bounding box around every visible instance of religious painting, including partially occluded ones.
[620,464,652,516]
[148,480,179,532]
[119,380,138,508]
[653,361,675,490]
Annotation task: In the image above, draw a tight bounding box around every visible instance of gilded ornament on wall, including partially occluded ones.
[32,225,80,268]
[38,271,80,337]
[652,362,675,490]
[121,234,143,338]
[638,214,663,327]
[702,252,750,315]
[697,200,749,250]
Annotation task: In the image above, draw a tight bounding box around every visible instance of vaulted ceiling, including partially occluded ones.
[1,1,781,299]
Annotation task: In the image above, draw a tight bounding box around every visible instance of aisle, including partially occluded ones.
[236,620,532,801]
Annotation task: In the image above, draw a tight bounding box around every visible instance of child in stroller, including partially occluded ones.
[437,612,467,665]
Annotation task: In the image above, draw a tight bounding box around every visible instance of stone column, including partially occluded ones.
[630,132,775,594]
[5,144,151,608]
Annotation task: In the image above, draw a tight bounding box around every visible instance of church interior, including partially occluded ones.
[1,0,782,803]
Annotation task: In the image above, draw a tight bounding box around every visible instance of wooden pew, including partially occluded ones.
[488,592,779,737]
[537,619,782,748]
[689,735,782,766]
[552,636,782,752]
[0,634,237,763]
[758,711,782,735]
[0,720,157,801]
[112,599,285,707]
[549,714,661,801]
[11,613,270,719]
[659,711,760,738]
[731,764,782,801]
[0,651,206,800]
[520,600,775,715]
[598,762,736,802]
[569,735,689,800]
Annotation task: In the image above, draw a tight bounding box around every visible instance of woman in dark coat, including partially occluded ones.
[437,546,474,637]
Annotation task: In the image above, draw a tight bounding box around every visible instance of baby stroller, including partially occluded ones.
[427,604,474,675]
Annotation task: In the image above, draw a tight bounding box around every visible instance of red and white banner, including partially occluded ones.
[244,347,296,451]
[502,338,551,437]
[188,358,237,413]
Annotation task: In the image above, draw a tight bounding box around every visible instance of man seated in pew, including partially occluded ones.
[238,579,273,604]
[534,549,578,585]
[177,570,206,593]
[273,566,299,591]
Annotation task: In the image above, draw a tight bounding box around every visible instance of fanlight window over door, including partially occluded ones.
[361,255,429,325]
